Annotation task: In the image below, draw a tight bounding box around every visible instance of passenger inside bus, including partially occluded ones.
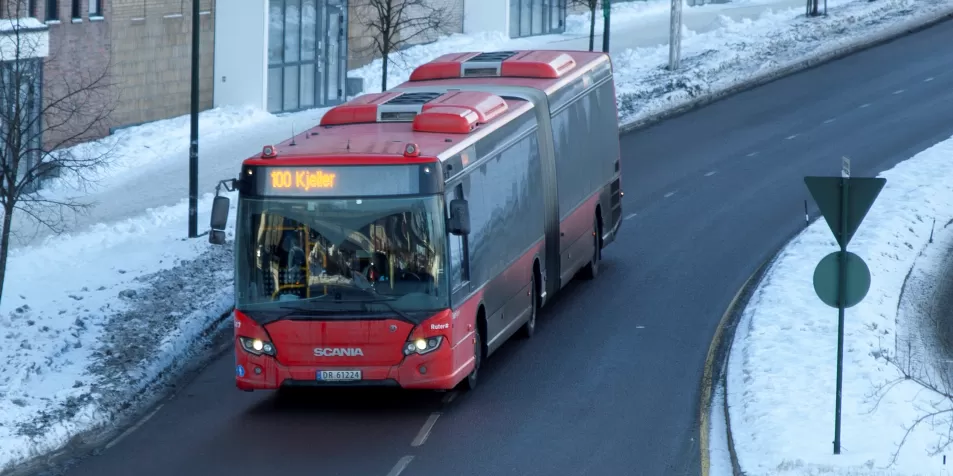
[250,207,440,303]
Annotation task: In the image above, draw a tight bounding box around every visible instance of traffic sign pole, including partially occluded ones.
[804,159,886,457]
[833,172,849,455]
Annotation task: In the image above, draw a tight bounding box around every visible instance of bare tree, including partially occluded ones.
[353,0,453,91]
[865,252,953,469]
[0,3,116,305]
[571,0,600,51]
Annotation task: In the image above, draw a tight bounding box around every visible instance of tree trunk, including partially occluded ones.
[382,51,389,91]
[589,4,596,51]
[0,205,13,306]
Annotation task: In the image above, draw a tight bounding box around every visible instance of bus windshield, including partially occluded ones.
[235,195,449,315]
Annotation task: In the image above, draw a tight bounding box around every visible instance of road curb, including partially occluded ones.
[616,7,953,135]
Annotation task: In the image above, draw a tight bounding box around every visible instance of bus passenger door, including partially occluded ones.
[447,186,478,370]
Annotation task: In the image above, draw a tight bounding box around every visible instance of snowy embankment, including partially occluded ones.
[350,0,953,123]
[3,0,953,470]
[726,136,953,475]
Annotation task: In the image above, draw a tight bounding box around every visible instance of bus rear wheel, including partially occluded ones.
[517,273,538,339]
[580,215,601,280]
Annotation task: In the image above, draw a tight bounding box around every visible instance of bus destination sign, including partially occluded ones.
[253,165,439,197]
[270,168,337,191]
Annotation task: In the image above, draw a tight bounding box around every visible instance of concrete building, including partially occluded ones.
[214,0,351,114]
[464,0,567,40]
[215,0,568,113]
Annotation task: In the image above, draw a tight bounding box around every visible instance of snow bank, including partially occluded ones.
[611,0,953,123]
[349,0,953,127]
[0,190,238,471]
[727,135,953,475]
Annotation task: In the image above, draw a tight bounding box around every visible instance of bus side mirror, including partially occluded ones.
[209,195,230,245]
[448,199,470,236]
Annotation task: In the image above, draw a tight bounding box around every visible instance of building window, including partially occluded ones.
[71,0,79,19]
[45,0,57,20]
[29,0,37,16]
[0,59,44,191]
[89,0,100,16]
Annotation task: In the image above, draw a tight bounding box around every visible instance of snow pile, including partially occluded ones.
[612,0,953,122]
[351,0,953,125]
[727,135,953,475]
[0,190,238,470]
[564,0,673,35]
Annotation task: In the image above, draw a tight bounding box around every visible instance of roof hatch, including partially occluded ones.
[319,90,508,132]
[408,50,577,81]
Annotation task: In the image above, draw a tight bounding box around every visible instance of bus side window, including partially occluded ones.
[447,186,468,291]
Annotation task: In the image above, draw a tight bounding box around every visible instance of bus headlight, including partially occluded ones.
[403,336,443,356]
[239,336,276,356]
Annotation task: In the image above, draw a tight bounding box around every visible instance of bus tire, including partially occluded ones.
[517,270,538,339]
[460,316,484,391]
[580,214,601,280]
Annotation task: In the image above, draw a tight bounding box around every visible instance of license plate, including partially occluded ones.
[316,370,362,381]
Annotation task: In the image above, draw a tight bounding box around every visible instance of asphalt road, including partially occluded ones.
[49,19,953,476]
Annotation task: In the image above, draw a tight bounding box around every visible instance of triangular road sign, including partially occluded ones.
[804,176,886,248]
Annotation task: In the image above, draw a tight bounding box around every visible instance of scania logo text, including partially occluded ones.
[314,347,364,357]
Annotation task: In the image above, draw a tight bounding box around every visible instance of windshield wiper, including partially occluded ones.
[281,284,416,323]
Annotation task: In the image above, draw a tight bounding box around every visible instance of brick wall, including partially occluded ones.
[35,0,114,148]
[109,0,215,129]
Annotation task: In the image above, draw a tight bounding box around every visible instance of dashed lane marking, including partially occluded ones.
[411,413,441,447]
[387,456,414,476]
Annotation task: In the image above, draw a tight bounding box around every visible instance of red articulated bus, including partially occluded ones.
[207,49,623,392]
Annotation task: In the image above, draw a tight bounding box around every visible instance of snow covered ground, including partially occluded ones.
[4,0,953,471]
[726,135,953,475]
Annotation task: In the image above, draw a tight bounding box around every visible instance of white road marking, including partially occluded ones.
[823,118,836,124]
[624,213,638,220]
[411,413,441,447]
[893,89,905,94]
[663,191,675,198]
[104,404,164,450]
[441,391,458,404]
[785,134,798,140]
[386,456,415,476]
[746,151,758,157]
[925,77,934,82]
[636,325,646,329]
[704,171,716,177]
[859,103,871,108]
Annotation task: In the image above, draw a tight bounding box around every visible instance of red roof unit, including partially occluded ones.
[413,106,480,134]
[422,91,508,123]
[319,91,404,125]
[317,89,508,130]
[408,50,577,81]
